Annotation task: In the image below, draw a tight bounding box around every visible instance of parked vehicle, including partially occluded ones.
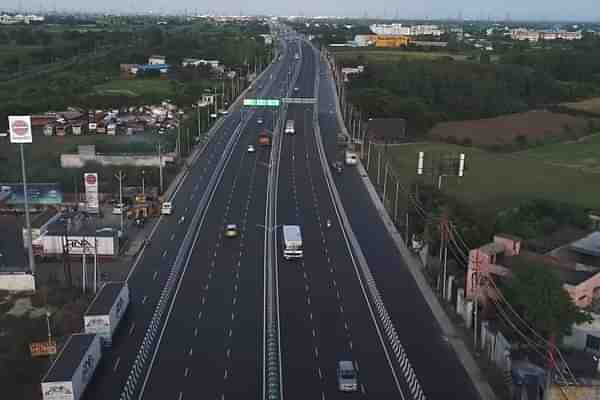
[83,282,130,347]
[41,334,102,400]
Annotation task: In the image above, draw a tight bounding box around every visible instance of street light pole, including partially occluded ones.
[158,143,163,195]
[20,144,35,275]
[114,171,125,236]
[141,170,145,197]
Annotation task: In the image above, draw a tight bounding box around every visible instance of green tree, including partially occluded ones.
[502,263,591,341]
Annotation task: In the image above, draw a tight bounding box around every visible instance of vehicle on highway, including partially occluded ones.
[294,53,300,60]
[332,161,343,174]
[84,282,130,347]
[293,87,299,92]
[247,144,256,153]
[112,203,128,215]
[224,224,239,238]
[257,117,263,124]
[160,201,173,215]
[345,150,358,165]
[282,225,303,259]
[218,109,228,116]
[258,131,272,146]
[284,120,295,134]
[337,360,358,392]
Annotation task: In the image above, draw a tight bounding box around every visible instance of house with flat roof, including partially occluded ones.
[466,233,600,309]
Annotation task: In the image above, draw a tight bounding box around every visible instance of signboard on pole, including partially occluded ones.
[243,99,281,107]
[30,341,57,357]
[84,173,99,213]
[8,116,33,144]
[0,183,63,205]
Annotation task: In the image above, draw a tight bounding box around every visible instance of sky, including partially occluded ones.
[3,0,600,22]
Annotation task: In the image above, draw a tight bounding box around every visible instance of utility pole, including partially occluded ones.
[158,143,164,195]
[114,171,125,236]
[472,249,483,350]
[18,144,35,275]
[141,170,145,197]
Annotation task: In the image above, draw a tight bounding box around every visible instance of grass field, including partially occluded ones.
[517,133,600,173]
[331,49,470,63]
[378,142,600,212]
[94,78,174,98]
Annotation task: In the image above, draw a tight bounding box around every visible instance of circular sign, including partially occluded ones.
[85,174,97,185]
[11,119,29,136]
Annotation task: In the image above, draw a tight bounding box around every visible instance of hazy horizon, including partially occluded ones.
[1,0,600,22]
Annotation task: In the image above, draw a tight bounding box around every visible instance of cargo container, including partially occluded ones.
[41,333,101,400]
[84,282,129,346]
[33,231,119,258]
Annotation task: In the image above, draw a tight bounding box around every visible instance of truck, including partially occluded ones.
[282,225,303,259]
[258,130,272,146]
[83,282,129,347]
[41,333,102,400]
[285,120,295,134]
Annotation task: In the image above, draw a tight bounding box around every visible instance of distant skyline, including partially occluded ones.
[2,0,600,22]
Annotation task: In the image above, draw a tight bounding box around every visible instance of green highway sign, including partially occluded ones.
[243,99,281,107]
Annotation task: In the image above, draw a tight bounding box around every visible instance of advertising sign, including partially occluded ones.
[8,115,32,143]
[0,183,63,205]
[84,173,99,213]
[30,341,57,357]
[243,98,280,107]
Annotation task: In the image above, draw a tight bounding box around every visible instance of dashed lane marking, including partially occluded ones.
[113,357,121,372]
[128,323,135,336]
[142,296,148,304]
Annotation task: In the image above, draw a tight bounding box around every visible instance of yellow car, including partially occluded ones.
[225,224,239,238]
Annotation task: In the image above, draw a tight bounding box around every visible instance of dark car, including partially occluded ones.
[332,161,343,174]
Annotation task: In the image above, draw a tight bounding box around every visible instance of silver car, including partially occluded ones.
[337,360,358,392]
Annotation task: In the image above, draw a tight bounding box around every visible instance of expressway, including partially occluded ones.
[276,41,405,399]
[316,45,481,399]
[84,37,296,400]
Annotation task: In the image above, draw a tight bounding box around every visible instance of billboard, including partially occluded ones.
[84,173,99,213]
[30,341,57,357]
[0,183,63,205]
[8,115,32,144]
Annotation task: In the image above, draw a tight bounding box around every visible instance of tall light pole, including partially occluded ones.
[141,170,145,197]
[158,143,164,195]
[8,116,35,275]
[114,171,125,236]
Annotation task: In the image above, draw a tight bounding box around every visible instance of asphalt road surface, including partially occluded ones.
[276,40,405,400]
[317,47,481,400]
[84,40,295,400]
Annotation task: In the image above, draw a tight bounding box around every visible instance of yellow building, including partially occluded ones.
[374,35,410,48]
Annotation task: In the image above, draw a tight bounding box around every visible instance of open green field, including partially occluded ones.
[517,133,600,173]
[380,141,600,212]
[94,78,174,98]
[331,49,469,63]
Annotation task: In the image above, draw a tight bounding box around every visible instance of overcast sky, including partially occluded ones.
[3,0,600,22]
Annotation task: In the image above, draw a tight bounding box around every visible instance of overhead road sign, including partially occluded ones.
[243,99,280,107]
[282,98,317,104]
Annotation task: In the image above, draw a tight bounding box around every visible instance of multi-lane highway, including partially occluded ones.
[276,41,404,399]
[84,36,296,400]
[84,28,483,400]
[317,45,481,400]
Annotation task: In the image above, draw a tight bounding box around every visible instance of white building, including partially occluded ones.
[0,14,44,24]
[369,23,443,37]
[510,28,540,42]
[260,34,273,45]
[148,55,166,65]
[564,313,600,354]
[353,34,375,47]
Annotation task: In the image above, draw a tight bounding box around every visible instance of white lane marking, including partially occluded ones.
[142,296,148,304]
[190,193,195,200]
[128,323,135,336]
[318,367,322,380]
[309,312,313,321]
[152,271,158,281]
[224,369,228,380]
[361,384,366,394]
[228,328,233,337]
[233,296,237,305]
[162,250,168,258]
[231,312,235,321]
[197,311,202,320]
[113,357,121,372]
[178,392,183,400]
[170,233,175,241]
[188,347,193,356]
[184,367,190,377]
[194,328,198,336]
[314,346,319,358]
[226,348,231,359]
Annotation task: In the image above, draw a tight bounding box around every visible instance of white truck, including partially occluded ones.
[282,225,303,259]
[345,150,358,165]
[41,333,102,400]
[285,120,295,134]
[84,282,129,347]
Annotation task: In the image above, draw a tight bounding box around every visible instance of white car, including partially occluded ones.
[294,87,299,92]
[257,117,263,125]
[112,203,127,215]
[225,224,239,238]
[247,145,256,153]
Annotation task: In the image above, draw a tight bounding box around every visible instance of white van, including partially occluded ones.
[345,150,358,166]
[161,202,173,215]
[285,120,295,134]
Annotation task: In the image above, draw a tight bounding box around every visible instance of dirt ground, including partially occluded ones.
[428,109,597,146]
[561,97,600,115]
